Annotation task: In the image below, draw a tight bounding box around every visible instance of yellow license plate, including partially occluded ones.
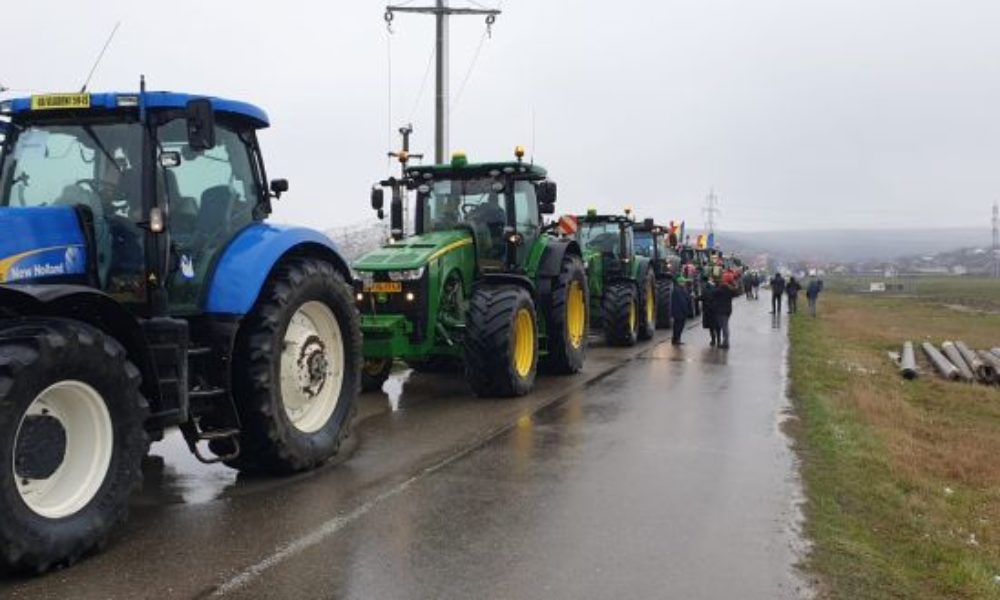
[31,93,91,110]
[366,282,402,293]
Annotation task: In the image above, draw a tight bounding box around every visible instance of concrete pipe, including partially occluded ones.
[900,341,918,380]
[978,350,1000,384]
[922,342,960,381]
[956,341,991,384]
[941,341,975,382]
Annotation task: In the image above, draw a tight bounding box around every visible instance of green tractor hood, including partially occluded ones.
[353,230,473,271]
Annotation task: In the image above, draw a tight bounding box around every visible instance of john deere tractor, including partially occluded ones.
[355,149,588,397]
[0,90,361,572]
[573,211,656,346]
[633,218,681,329]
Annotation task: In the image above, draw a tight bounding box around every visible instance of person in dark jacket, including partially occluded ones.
[700,277,721,346]
[713,278,740,349]
[769,273,786,314]
[670,276,693,345]
[806,278,822,317]
[786,277,802,314]
[743,272,753,300]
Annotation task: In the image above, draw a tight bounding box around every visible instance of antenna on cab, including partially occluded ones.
[80,21,122,93]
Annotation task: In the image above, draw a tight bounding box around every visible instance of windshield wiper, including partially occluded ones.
[81,125,122,174]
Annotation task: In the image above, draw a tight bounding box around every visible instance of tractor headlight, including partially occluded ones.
[387,267,425,282]
[0,100,12,114]
[357,271,375,287]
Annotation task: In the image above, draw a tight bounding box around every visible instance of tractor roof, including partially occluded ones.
[633,219,668,233]
[406,161,547,181]
[577,213,634,225]
[2,91,269,128]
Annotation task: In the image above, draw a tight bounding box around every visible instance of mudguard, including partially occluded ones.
[204,223,349,316]
[536,238,582,279]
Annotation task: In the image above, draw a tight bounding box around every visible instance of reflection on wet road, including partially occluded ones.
[1,303,808,599]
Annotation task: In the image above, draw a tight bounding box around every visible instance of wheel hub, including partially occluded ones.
[280,301,345,434]
[297,335,329,398]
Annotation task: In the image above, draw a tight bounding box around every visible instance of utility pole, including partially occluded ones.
[703,188,721,236]
[992,200,999,278]
[388,124,424,234]
[385,1,500,164]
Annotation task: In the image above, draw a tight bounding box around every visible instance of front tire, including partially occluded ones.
[464,286,538,397]
[0,319,148,573]
[228,257,361,474]
[604,282,638,347]
[541,255,588,374]
[361,358,393,393]
[655,278,673,329]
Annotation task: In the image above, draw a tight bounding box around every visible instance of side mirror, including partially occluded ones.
[537,180,557,205]
[270,178,289,199]
[540,202,555,215]
[159,151,181,168]
[371,187,385,211]
[185,99,216,151]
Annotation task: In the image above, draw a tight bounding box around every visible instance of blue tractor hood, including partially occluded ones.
[0,206,89,284]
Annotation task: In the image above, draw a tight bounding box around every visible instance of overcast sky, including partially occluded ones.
[4,0,999,233]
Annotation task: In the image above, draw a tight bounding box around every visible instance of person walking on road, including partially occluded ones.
[769,273,786,314]
[701,277,720,346]
[751,271,761,299]
[786,277,802,314]
[671,276,693,345]
[714,277,740,349]
[806,278,823,317]
[743,272,753,300]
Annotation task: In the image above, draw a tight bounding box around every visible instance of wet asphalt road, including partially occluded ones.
[1,301,807,599]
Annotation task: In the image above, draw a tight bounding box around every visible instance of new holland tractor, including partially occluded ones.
[0,90,361,572]
[355,148,588,396]
[573,210,656,346]
[633,218,681,329]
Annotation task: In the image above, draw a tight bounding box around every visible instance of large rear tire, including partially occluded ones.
[541,255,588,374]
[655,278,673,329]
[464,286,538,397]
[637,270,657,341]
[603,282,638,347]
[227,257,361,474]
[0,319,148,573]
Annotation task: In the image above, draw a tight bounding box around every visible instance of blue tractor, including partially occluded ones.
[0,89,361,572]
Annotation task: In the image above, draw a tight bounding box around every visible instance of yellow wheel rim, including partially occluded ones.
[646,282,655,324]
[628,298,637,332]
[567,281,586,349]
[513,308,536,378]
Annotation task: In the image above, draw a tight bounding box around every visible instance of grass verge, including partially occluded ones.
[790,291,1000,599]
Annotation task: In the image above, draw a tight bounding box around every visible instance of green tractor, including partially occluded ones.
[354,149,588,396]
[633,218,681,329]
[573,210,657,346]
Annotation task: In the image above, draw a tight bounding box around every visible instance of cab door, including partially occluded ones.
[156,119,264,314]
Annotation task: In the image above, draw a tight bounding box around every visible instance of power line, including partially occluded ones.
[703,188,721,235]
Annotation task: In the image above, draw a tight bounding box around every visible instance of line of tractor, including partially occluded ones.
[0,90,744,575]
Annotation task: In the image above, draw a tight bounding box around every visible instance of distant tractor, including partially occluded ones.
[0,90,361,572]
[634,218,681,329]
[573,210,656,346]
[677,242,705,316]
[355,148,588,396]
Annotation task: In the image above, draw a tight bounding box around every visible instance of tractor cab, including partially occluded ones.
[634,218,680,278]
[0,91,283,314]
[371,148,556,272]
[576,210,635,279]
